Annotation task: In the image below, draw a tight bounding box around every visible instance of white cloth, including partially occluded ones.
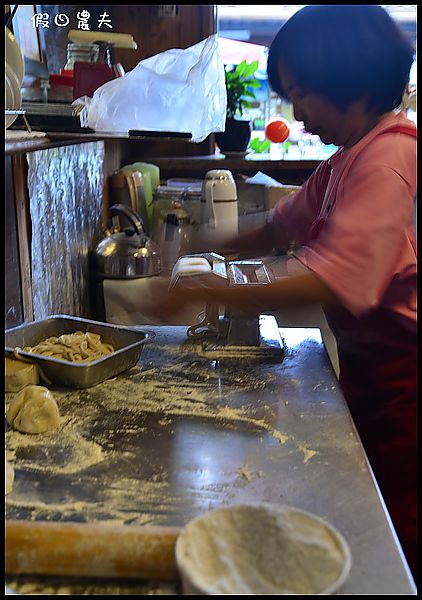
[103,277,205,326]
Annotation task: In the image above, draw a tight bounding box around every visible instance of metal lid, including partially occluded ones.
[154,185,202,202]
[154,186,185,200]
[204,169,235,181]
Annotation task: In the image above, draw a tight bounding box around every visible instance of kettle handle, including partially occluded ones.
[203,180,216,226]
[110,203,146,235]
[121,171,140,214]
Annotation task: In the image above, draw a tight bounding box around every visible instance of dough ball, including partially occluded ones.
[7,385,61,434]
[6,461,15,495]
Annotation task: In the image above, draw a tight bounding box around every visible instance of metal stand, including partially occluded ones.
[5,109,32,132]
[201,315,285,359]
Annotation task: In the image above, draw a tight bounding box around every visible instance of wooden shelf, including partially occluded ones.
[148,154,321,184]
[5,133,101,156]
[5,131,198,156]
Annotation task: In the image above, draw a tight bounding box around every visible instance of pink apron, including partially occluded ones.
[306,124,417,578]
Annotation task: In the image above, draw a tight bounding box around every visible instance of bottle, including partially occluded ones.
[63,43,99,70]
[158,210,191,275]
[201,169,238,238]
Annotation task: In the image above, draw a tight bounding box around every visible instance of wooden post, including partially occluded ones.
[11,154,34,323]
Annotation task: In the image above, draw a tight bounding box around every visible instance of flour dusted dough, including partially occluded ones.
[6,461,15,494]
[7,385,61,434]
[5,357,39,392]
[175,504,350,594]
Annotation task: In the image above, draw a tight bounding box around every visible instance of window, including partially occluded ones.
[217,5,417,158]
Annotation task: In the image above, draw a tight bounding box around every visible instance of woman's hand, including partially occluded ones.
[146,277,210,325]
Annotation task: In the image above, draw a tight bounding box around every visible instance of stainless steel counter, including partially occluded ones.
[5,325,416,594]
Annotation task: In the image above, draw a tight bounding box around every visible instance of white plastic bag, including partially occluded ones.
[85,34,227,142]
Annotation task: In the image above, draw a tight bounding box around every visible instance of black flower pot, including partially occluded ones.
[215,118,252,154]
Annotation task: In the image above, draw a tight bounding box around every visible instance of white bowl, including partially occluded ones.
[5,61,22,128]
[175,503,352,595]
[5,26,24,85]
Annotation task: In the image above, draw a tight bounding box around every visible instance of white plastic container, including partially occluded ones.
[201,169,238,238]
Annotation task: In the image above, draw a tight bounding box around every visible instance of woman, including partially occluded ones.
[154,5,417,577]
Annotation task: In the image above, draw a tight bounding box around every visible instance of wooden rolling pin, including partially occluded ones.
[6,520,182,581]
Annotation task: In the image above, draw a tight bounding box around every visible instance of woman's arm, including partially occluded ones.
[219,218,281,256]
[157,270,341,322]
[191,212,293,258]
[197,271,339,310]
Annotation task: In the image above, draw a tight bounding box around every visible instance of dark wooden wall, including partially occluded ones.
[113,5,216,69]
[36,5,216,78]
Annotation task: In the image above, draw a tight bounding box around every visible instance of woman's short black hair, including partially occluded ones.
[267,5,415,113]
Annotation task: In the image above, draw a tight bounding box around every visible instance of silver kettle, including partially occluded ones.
[94,204,161,279]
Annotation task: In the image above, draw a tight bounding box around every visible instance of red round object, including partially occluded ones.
[265,119,290,143]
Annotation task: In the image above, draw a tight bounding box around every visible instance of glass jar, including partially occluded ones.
[151,186,202,234]
[151,187,185,235]
[63,43,99,70]
[154,209,192,274]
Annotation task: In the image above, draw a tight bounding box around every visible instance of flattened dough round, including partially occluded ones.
[7,385,61,434]
[175,504,351,594]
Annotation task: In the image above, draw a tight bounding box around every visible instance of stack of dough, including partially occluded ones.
[17,331,114,363]
[171,257,212,279]
[5,357,39,392]
[170,257,213,293]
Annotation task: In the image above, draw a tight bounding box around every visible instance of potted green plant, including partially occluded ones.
[215,60,261,155]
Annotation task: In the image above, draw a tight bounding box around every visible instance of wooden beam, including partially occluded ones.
[11,154,34,322]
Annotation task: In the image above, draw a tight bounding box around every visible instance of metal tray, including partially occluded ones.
[5,315,152,389]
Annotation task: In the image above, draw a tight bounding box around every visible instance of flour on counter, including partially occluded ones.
[5,339,318,529]
[6,579,179,596]
[237,463,253,483]
[296,444,317,464]
[6,425,106,475]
